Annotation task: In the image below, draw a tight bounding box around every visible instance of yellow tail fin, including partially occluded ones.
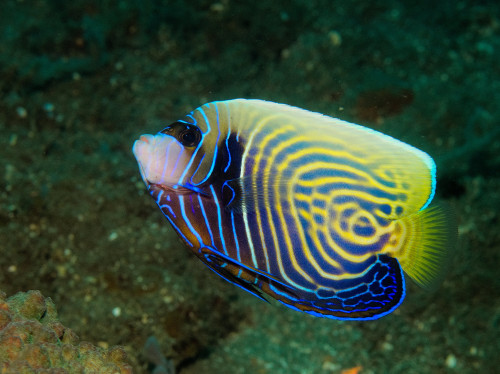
[396,204,457,290]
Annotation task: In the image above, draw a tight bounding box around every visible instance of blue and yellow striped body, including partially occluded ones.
[133,99,452,320]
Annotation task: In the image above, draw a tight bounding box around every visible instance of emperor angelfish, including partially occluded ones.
[133,99,455,320]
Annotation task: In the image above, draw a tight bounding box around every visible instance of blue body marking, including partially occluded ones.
[164,214,193,247]
[230,210,242,263]
[177,113,205,185]
[169,142,184,177]
[160,140,174,181]
[178,195,204,246]
[160,203,176,218]
[210,185,228,255]
[190,153,206,180]
[197,194,215,246]
[192,105,220,186]
[224,104,232,173]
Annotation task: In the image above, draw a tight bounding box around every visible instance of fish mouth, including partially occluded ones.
[148,182,174,192]
[133,133,186,186]
[148,182,205,196]
[138,134,153,144]
[132,135,153,185]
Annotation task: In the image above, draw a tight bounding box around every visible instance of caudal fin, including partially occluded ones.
[396,204,457,290]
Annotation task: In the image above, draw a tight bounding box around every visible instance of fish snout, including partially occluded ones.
[133,133,188,186]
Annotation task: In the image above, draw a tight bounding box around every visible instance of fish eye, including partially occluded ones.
[179,128,200,147]
[160,122,201,147]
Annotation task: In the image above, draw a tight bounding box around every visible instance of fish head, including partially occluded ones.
[132,121,203,189]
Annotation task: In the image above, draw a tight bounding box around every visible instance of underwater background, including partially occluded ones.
[1,0,499,373]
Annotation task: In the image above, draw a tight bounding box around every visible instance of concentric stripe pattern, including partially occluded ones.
[147,99,434,320]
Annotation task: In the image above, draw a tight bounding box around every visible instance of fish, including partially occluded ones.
[132,99,455,320]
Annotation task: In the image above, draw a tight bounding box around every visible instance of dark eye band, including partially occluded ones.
[161,122,202,147]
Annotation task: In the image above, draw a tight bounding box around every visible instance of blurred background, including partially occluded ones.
[0,0,499,373]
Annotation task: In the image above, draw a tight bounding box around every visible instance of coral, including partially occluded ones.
[0,290,132,374]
